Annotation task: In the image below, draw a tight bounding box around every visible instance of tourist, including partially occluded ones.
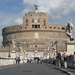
[53,53,56,66]
[63,52,67,68]
[15,57,17,64]
[56,50,61,68]
[61,54,65,67]
[15,57,18,64]
[18,57,20,64]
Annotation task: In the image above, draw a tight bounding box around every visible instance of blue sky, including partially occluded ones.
[0,0,75,45]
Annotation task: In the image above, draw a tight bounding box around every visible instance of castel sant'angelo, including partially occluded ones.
[0,4,75,59]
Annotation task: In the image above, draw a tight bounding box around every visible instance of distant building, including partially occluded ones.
[0,5,75,60]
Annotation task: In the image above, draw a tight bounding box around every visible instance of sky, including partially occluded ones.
[0,0,75,45]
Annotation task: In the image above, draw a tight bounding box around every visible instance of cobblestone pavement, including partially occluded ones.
[0,63,68,75]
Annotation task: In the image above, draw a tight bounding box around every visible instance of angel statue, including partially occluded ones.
[34,4,39,11]
[66,20,74,41]
[12,39,16,49]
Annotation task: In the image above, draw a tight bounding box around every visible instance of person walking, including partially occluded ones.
[56,50,61,68]
[53,53,56,66]
[63,53,67,68]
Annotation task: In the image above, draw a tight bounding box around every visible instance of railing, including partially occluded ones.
[0,58,15,66]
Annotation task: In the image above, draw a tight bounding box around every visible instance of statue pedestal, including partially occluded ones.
[66,43,75,55]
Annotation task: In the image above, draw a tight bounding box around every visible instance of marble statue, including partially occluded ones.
[12,39,16,49]
[66,20,74,41]
[19,46,23,52]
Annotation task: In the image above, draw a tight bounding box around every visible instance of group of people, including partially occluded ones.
[53,50,67,68]
[27,58,32,63]
[54,50,62,68]
[15,57,20,64]
[53,51,75,68]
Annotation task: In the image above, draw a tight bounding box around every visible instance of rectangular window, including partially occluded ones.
[32,25,35,28]
[44,22,46,26]
[38,25,40,28]
[32,24,40,28]
[35,25,37,28]
[32,19,34,23]
[26,22,28,26]
[26,19,28,22]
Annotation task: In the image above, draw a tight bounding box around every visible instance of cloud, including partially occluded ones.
[0,0,75,26]
[23,0,75,20]
[0,17,5,24]
[52,15,61,19]
[15,17,23,25]
[23,0,35,4]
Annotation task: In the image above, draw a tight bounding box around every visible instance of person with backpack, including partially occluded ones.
[56,50,61,68]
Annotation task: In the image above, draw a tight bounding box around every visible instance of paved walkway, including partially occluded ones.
[46,64,75,75]
[0,63,68,75]
[61,67,75,75]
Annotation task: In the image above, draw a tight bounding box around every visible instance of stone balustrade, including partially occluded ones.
[0,58,27,66]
